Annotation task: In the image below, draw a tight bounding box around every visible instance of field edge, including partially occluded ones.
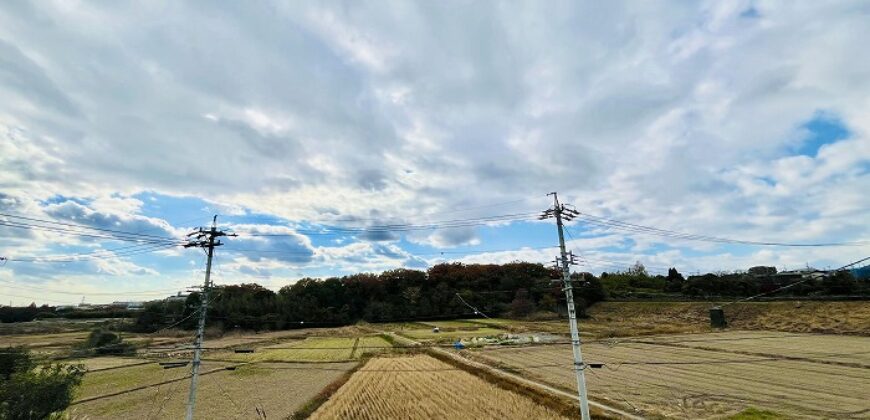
[290,359,365,419]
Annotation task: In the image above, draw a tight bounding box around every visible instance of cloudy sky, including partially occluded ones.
[1,1,868,305]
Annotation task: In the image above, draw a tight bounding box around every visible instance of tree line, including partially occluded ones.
[2,261,865,327]
[0,304,133,324]
[131,262,606,332]
[600,263,865,298]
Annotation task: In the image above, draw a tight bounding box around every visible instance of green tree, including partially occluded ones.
[665,268,685,292]
[0,348,84,420]
[823,270,857,295]
[509,289,535,317]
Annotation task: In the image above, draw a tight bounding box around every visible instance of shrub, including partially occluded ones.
[0,347,33,380]
[81,328,136,355]
[0,348,84,419]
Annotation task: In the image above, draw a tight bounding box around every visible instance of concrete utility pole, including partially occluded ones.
[540,192,590,420]
[184,215,233,420]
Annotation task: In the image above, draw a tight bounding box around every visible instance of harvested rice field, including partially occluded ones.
[311,355,571,419]
[397,327,506,342]
[1,331,89,350]
[473,331,870,419]
[636,330,870,367]
[76,361,230,401]
[418,320,482,329]
[70,362,356,419]
[213,335,392,363]
[73,356,150,372]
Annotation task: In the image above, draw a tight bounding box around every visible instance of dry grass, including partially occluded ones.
[417,320,482,329]
[473,332,870,419]
[75,361,228,401]
[584,301,870,337]
[69,362,356,419]
[453,301,870,340]
[352,336,393,358]
[311,355,571,419]
[1,331,89,350]
[291,362,363,419]
[637,330,870,367]
[72,357,150,372]
[200,326,365,347]
[397,327,506,342]
[0,319,114,335]
[426,349,615,419]
[212,336,392,363]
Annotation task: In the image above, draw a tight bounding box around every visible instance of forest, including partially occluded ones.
[2,262,864,328]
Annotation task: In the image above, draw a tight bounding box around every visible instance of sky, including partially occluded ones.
[1,1,868,305]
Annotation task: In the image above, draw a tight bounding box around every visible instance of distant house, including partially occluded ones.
[111,301,145,310]
[775,269,828,282]
[164,292,189,303]
[767,269,827,287]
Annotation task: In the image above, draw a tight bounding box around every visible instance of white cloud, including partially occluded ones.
[0,2,868,303]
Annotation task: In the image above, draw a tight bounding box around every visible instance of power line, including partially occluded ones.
[6,242,172,261]
[222,244,557,259]
[539,192,591,420]
[454,293,491,319]
[414,198,530,218]
[0,292,81,305]
[235,212,538,237]
[0,212,181,243]
[4,243,179,263]
[183,215,235,420]
[574,258,670,274]
[576,211,868,247]
[837,255,870,270]
[574,211,870,247]
[721,255,870,307]
[0,279,184,297]
[0,220,180,245]
[307,198,531,224]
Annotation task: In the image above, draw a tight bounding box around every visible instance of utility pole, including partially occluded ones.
[184,215,234,420]
[540,192,590,420]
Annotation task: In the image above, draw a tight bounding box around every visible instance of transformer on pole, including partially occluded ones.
[540,192,591,420]
[184,215,234,420]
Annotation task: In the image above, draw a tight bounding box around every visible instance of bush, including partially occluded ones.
[0,347,33,380]
[0,348,84,419]
[81,328,135,355]
[59,308,134,319]
[34,312,58,320]
[822,270,857,295]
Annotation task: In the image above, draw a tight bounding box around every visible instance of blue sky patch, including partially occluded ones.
[794,112,850,157]
[739,7,760,19]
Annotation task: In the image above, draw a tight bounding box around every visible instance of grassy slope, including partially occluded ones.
[585,301,870,336]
